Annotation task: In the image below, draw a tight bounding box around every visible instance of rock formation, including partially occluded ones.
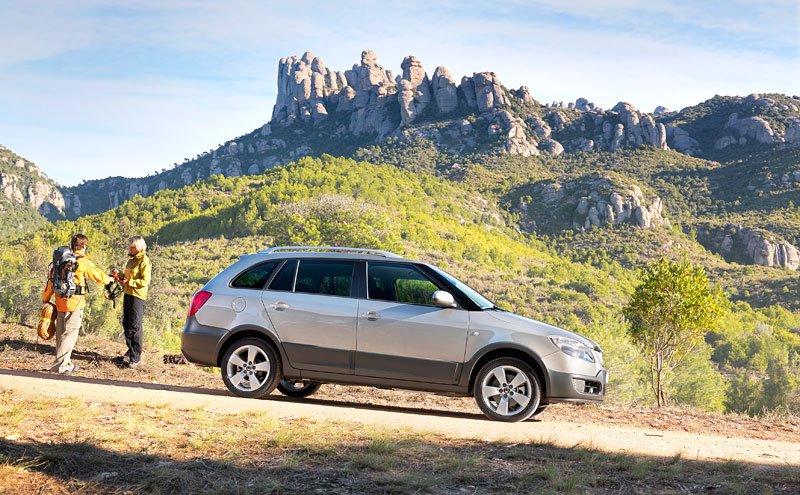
[714,113,775,149]
[555,101,668,152]
[607,102,668,151]
[517,174,669,233]
[666,125,702,155]
[430,66,458,114]
[700,224,800,270]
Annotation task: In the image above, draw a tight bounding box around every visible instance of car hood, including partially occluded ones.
[485,309,602,352]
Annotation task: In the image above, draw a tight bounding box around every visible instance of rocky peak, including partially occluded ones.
[430,66,458,114]
[559,101,668,152]
[574,97,600,112]
[470,72,510,113]
[269,50,544,155]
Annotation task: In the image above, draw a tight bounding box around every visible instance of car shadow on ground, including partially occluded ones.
[0,367,228,397]
[0,366,498,421]
[1,336,542,422]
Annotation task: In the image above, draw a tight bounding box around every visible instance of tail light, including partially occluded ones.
[188,290,212,317]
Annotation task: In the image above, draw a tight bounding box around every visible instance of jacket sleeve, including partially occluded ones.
[42,279,53,303]
[83,259,112,285]
[128,256,151,289]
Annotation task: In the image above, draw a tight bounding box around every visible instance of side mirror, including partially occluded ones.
[431,290,456,308]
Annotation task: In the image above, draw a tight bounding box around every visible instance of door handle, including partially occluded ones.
[270,302,289,311]
[361,311,381,321]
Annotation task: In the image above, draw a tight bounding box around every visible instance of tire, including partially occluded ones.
[474,358,541,422]
[220,338,281,399]
[531,404,549,418]
[277,379,322,398]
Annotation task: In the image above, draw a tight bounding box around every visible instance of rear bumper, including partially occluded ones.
[181,317,227,366]
[545,368,607,404]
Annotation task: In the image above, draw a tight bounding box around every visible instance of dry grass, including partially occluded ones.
[1,390,798,494]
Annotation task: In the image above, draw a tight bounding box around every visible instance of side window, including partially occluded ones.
[295,260,354,297]
[368,262,441,305]
[231,261,281,289]
[267,260,297,292]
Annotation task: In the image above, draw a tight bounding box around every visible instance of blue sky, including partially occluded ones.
[1,0,797,186]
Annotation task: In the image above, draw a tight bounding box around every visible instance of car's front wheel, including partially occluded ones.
[220,338,281,399]
[474,358,541,422]
[277,379,322,398]
[531,404,549,418]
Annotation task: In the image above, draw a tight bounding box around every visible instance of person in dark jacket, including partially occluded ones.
[120,235,151,368]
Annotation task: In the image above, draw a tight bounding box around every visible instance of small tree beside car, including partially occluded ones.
[624,258,729,407]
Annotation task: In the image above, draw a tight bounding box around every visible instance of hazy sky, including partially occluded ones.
[1,0,798,186]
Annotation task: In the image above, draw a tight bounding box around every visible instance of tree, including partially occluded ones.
[623,258,728,407]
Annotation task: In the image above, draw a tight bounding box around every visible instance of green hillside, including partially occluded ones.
[1,155,798,415]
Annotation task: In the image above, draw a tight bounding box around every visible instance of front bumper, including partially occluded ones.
[181,317,227,366]
[546,368,607,403]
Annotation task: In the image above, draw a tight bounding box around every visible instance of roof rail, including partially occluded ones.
[258,246,403,258]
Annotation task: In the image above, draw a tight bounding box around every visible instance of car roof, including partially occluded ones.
[243,246,420,264]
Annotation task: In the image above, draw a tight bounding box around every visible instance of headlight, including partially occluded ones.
[549,336,595,363]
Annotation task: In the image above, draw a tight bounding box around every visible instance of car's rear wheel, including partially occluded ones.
[277,379,322,398]
[221,338,280,399]
[474,358,541,422]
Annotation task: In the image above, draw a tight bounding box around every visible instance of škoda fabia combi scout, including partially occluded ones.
[181,247,607,422]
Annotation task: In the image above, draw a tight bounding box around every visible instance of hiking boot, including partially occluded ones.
[127,360,140,369]
[122,355,131,364]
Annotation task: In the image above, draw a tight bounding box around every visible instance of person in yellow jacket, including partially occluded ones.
[120,235,151,368]
[42,234,112,374]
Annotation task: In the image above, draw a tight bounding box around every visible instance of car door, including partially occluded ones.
[355,262,470,384]
[261,259,358,374]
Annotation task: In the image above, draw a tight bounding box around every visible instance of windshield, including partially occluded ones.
[429,265,495,310]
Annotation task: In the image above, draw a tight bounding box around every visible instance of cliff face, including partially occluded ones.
[0,145,65,218]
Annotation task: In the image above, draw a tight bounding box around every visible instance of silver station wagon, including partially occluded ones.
[181,246,607,422]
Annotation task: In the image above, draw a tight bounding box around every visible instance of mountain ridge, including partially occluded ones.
[47,50,798,220]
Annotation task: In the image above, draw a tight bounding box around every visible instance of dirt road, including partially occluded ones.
[2,369,798,466]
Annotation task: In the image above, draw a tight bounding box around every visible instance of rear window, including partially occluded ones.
[295,260,354,297]
[268,260,297,292]
[231,261,281,289]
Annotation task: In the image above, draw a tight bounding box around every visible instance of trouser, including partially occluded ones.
[122,294,145,363]
[50,309,83,373]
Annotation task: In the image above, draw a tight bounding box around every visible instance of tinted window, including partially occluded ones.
[268,260,297,292]
[295,260,354,297]
[368,263,441,305]
[231,261,281,289]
